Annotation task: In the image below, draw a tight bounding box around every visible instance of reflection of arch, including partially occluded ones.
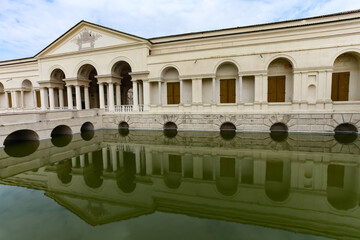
[81,122,95,141]
[81,122,94,132]
[117,151,136,193]
[216,179,238,196]
[163,122,178,138]
[270,123,289,142]
[216,157,238,196]
[334,123,358,144]
[84,164,103,189]
[57,160,72,184]
[327,164,358,210]
[265,161,290,202]
[4,130,39,157]
[51,125,73,147]
[164,172,182,189]
[220,122,236,141]
[267,58,294,102]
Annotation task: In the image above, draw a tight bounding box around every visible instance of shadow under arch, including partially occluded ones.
[117,151,137,193]
[265,160,290,202]
[81,122,95,141]
[56,159,72,184]
[220,122,236,141]
[270,122,288,142]
[51,125,73,147]
[334,123,358,144]
[4,130,39,157]
[83,164,103,189]
[216,178,238,196]
[163,122,178,138]
[164,172,182,189]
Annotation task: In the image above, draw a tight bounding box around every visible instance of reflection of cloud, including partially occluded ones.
[1,0,360,61]
[0,185,328,240]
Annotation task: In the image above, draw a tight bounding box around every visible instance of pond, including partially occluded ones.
[0,129,359,240]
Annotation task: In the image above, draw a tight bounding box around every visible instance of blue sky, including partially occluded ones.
[1,0,360,61]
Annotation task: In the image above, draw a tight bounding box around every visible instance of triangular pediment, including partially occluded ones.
[37,21,149,57]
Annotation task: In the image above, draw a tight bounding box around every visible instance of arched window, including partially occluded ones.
[267,58,293,102]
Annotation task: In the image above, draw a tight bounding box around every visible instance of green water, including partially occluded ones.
[0,129,359,240]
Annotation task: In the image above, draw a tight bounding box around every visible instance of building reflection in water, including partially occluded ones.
[0,129,360,238]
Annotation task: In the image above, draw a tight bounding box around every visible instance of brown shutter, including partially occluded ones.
[277,76,286,102]
[167,83,173,104]
[8,92,12,108]
[220,80,227,103]
[338,72,349,101]
[173,82,180,104]
[36,91,41,107]
[268,77,277,102]
[228,79,236,103]
[331,73,339,101]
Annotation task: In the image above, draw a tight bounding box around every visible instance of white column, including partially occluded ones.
[106,84,110,107]
[40,88,47,110]
[143,81,150,111]
[32,91,37,108]
[20,90,24,108]
[49,87,55,110]
[238,75,243,103]
[75,85,81,110]
[5,91,9,109]
[180,80,184,104]
[138,82,143,105]
[12,91,18,109]
[325,70,333,101]
[254,75,262,103]
[108,83,115,112]
[67,86,73,110]
[158,81,162,105]
[133,81,139,111]
[212,77,216,104]
[84,86,90,109]
[116,84,121,106]
[99,83,105,109]
[59,88,64,109]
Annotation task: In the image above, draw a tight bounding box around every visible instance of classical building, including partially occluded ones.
[1,10,360,136]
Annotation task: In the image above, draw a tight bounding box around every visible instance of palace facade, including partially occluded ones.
[1,10,360,135]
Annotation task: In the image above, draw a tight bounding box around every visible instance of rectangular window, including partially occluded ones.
[268,76,285,102]
[220,79,235,103]
[331,72,349,101]
[36,91,41,108]
[167,82,180,104]
[7,92,12,108]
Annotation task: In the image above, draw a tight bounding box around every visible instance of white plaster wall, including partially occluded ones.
[242,76,255,103]
[182,80,192,104]
[150,82,159,105]
[202,79,212,104]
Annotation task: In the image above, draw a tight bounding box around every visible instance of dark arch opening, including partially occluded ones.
[164,122,178,138]
[118,122,130,137]
[83,164,103,189]
[270,122,288,142]
[112,61,132,105]
[334,123,358,144]
[220,122,236,141]
[4,130,39,157]
[78,64,99,109]
[81,122,95,141]
[119,121,129,129]
[51,125,72,147]
[56,160,72,184]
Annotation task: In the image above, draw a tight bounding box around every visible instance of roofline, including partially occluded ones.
[34,20,152,57]
[149,9,360,41]
[0,57,36,66]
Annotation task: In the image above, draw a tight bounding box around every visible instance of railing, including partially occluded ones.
[115,105,133,113]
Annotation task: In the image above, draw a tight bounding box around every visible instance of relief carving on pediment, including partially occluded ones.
[71,28,102,51]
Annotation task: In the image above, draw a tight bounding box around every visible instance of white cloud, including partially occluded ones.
[0,0,360,61]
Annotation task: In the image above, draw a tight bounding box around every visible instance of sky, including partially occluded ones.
[0,0,360,61]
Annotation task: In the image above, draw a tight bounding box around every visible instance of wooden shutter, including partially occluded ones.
[173,82,180,104]
[338,72,349,101]
[277,76,286,102]
[228,79,236,103]
[167,83,174,104]
[36,91,41,107]
[331,73,339,101]
[7,92,12,108]
[220,80,227,103]
[332,72,350,101]
[268,77,277,102]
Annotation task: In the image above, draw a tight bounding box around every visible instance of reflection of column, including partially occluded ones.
[108,83,115,112]
[193,156,203,179]
[135,147,141,174]
[102,148,108,170]
[145,149,152,175]
[119,145,124,167]
[116,84,121,106]
[20,90,24,108]
[212,77,216,104]
[99,83,105,109]
[80,155,85,168]
[133,81,139,111]
[88,152,93,164]
[71,157,77,167]
[67,86,73,110]
[158,81,162,105]
[59,88,64,109]
[75,86,81,110]
[84,86,90,109]
[111,146,118,171]
[49,87,55,110]
[40,88,47,110]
